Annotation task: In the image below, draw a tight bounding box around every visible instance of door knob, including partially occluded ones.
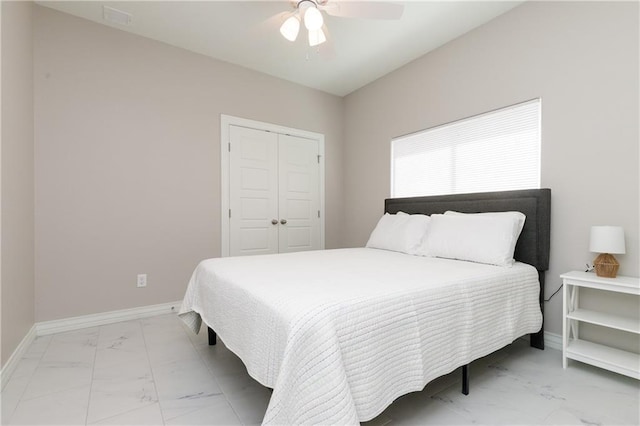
[271,219,278,225]
[280,219,287,225]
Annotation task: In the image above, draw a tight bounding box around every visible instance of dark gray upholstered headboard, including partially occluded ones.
[385,189,551,271]
[385,189,551,349]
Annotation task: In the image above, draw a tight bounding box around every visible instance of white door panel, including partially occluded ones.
[239,228,270,251]
[278,135,320,253]
[286,199,311,219]
[229,125,278,256]
[286,227,313,249]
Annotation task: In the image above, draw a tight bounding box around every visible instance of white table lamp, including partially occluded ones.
[589,226,626,278]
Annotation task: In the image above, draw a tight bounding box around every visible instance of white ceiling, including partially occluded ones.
[36,1,524,96]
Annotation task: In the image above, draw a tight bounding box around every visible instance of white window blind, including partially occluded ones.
[391,99,541,198]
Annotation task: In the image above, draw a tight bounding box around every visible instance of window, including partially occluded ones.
[391,99,540,198]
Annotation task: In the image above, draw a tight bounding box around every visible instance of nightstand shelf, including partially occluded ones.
[566,309,639,334]
[561,271,640,380]
[566,339,640,379]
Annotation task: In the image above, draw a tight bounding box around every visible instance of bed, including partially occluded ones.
[179,188,551,425]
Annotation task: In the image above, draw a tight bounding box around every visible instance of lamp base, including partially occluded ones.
[593,253,619,278]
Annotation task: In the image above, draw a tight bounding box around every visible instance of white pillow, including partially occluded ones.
[403,214,431,255]
[366,212,430,255]
[421,213,524,267]
[444,210,526,236]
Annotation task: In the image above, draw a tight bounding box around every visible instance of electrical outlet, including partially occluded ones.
[137,274,147,288]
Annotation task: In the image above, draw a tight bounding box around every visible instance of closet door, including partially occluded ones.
[278,135,321,253]
[229,125,279,256]
[228,126,321,257]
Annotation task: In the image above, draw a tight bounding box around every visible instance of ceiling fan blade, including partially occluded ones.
[320,1,404,20]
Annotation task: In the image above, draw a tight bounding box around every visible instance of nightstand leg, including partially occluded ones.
[562,282,568,368]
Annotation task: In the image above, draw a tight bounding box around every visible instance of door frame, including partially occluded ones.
[220,114,325,257]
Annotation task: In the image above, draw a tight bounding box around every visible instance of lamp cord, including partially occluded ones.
[544,284,562,302]
[544,264,594,303]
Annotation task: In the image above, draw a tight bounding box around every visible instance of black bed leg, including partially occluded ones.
[461,364,469,395]
[208,327,217,346]
[530,329,544,350]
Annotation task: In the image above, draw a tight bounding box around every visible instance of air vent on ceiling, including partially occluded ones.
[103,6,132,26]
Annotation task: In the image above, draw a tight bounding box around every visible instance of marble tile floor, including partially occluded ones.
[1,313,638,425]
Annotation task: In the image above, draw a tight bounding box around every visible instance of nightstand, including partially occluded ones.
[560,271,639,379]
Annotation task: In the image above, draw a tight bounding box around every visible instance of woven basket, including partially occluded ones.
[594,253,620,278]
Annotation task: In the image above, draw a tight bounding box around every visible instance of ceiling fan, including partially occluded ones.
[279,0,405,47]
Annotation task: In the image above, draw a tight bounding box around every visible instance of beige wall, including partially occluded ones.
[343,1,639,340]
[1,1,35,367]
[33,6,344,321]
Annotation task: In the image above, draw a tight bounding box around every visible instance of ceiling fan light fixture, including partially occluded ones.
[280,15,300,41]
[304,6,324,31]
[308,28,326,47]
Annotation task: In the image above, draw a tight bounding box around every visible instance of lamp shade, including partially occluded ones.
[280,15,300,42]
[589,226,626,254]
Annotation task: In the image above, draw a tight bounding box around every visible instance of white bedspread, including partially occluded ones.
[179,248,542,425]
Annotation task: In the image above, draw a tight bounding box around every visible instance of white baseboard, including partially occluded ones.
[36,300,183,336]
[518,330,562,351]
[544,331,562,351]
[1,324,37,391]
